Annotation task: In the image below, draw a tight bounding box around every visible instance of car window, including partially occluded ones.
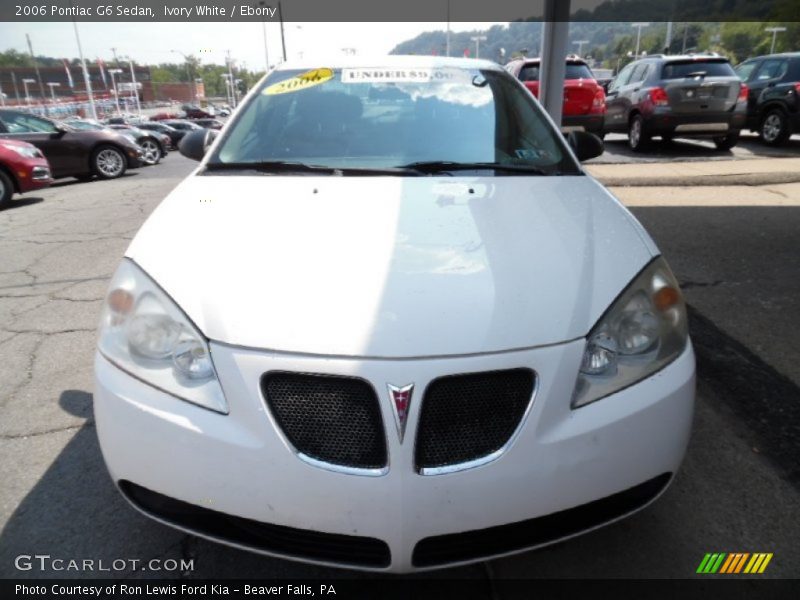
[210,67,578,175]
[609,63,636,91]
[0,112,59,134]
[629,63,648,84]
[565,63,594,79]
[735,61,759,81]
[661,60,736,79]
[754,59,788,81]
[519,65,540,82]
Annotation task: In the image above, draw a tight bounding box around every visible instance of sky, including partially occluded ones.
[0,22,509,70]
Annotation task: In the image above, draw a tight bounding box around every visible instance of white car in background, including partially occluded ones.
[94,56,695,572]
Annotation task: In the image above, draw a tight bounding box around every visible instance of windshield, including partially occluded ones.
[208,66,578,175]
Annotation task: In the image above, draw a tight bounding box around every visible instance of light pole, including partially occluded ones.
[108,68,122,115]
[120,56,142,119]
[470,35,488,59]
[46,82,60,103]
[22,78,35,108]
[73,21,97,120]
[765,27,786,54]
[632,22,650,59]
[573,40,589,57]
[446,0,451,57]
[172,49,197,104]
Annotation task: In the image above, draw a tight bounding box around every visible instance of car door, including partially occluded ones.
[0,112,80,177]
[749,58,791,111]
[604,63,637,132]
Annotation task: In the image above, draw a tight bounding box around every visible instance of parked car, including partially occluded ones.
[182,104,215,119]
[505,56,606,135]
[603,54,748,151]
[191,118,224,130]
[0,109,143,180]
[160,119,204,134]
[150,111,184,121]
[95,57,694,573]
[107,124,169,165]
[0,138,53,208]
[735,52,800,145]
[136,121,184,149]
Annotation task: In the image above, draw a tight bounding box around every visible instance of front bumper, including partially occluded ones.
[16,161,53,193]
[94,340,695,572]
[124,147,145,169]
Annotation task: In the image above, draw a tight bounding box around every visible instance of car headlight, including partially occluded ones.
[1,142,42,158]
[97,259,228,414]
[572,257,688,408]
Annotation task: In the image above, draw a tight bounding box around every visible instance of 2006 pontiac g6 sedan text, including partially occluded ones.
[94,56,695,572]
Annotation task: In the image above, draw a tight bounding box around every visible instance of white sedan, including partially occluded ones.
[94,56,694,572]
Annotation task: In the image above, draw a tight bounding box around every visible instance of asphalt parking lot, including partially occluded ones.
[1,146,798,585]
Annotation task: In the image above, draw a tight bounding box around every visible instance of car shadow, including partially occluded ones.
[2,196,44,210]
[50,172,141,189]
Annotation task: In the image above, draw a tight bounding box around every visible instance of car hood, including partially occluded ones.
[127,174,657,358]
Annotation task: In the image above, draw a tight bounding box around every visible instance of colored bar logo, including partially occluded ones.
[697,553,773,574]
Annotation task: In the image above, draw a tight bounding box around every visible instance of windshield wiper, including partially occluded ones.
[205,160,342,174]
[397,161,555,175]
[204,161,420,176]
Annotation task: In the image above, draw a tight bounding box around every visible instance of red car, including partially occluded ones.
[0,138,53,208]
[506,56,606,136]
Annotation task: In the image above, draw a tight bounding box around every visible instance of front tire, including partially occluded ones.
[714,132,740,151]
[91,145,127,180]
[0,169,14,209]
[628,115,650,152]
[139,139,162,166]
[759,109,791,146]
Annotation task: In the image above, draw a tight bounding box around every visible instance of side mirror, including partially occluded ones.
[567,130,604,162]
[179,128,218,161]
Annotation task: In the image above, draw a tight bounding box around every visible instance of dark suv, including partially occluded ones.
[735,53,800,145]
[604,54,748,151]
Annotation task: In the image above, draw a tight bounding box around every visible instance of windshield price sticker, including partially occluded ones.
[263,68,335,95]
[341,68,471,84]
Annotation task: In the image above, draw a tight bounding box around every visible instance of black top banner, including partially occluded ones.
[2,0,799,23]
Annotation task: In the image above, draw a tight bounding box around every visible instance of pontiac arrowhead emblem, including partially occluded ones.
[387,383,414,442]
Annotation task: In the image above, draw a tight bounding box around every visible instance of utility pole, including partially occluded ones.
[0,81,5,107]
[26,34,48,114]
[226,50,235,107]
[73,20,97,120]
[126,58,142,117]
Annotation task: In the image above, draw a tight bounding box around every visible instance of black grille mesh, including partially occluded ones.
[263,372,387,469]
[415,368,535,470]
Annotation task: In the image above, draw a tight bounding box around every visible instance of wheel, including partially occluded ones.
[628,115,650,152]
[713,132,740,151]
[139,138,162,165]
[91,145,127,180]
[0,169,14,209]
[759,109,791,145]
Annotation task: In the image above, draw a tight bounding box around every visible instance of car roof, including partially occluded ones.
[273,54,502,73]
